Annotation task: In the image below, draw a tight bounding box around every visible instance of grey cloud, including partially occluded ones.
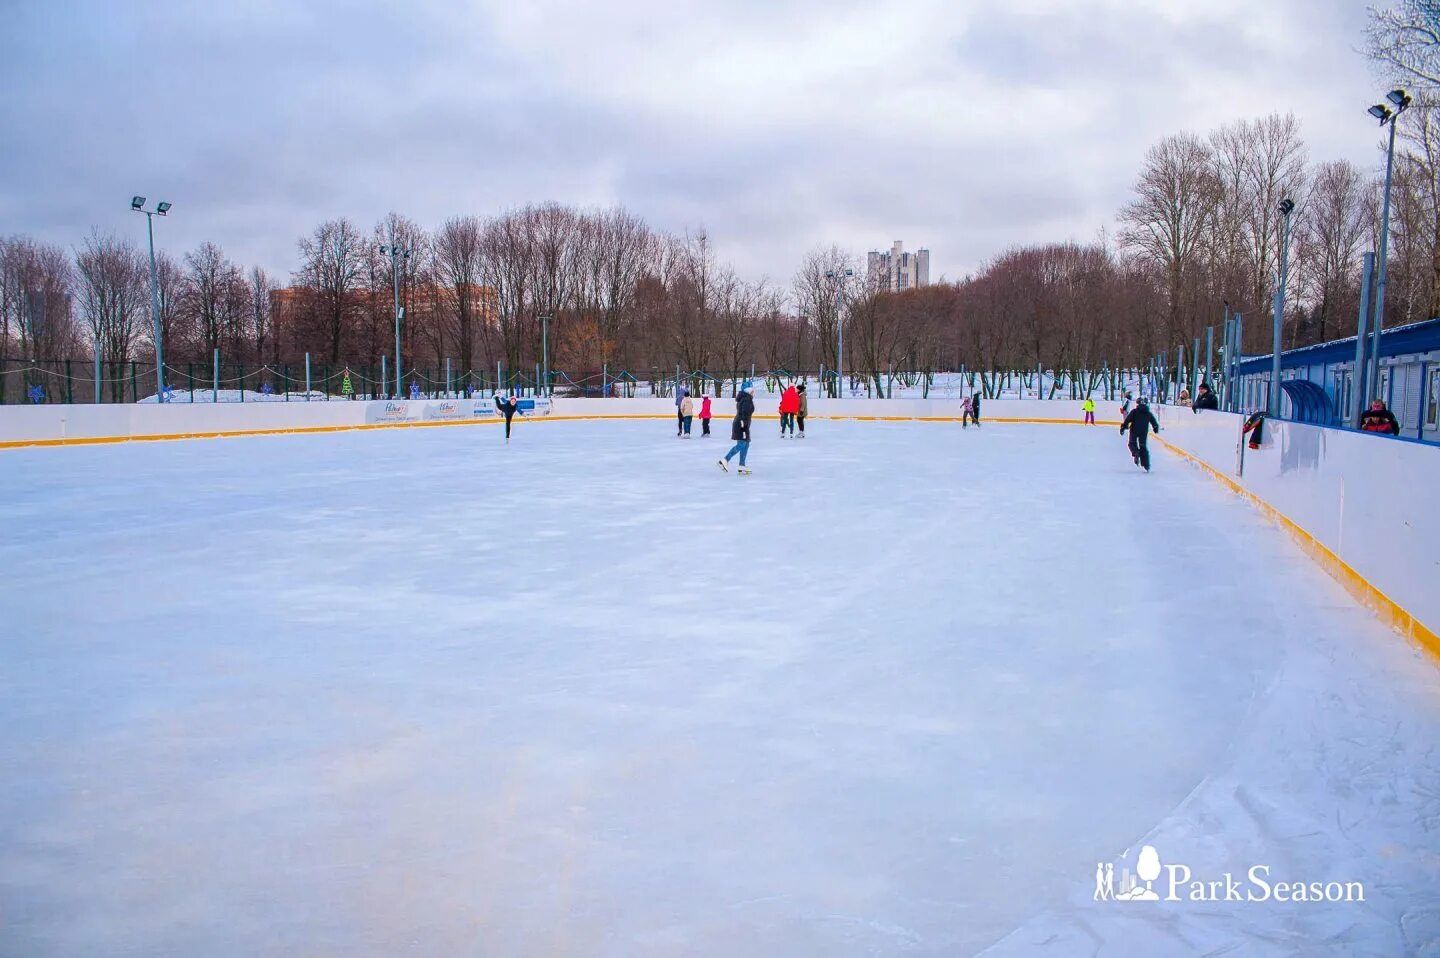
[0,0,1381,291]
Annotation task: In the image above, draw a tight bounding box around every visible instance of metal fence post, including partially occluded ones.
[305,353,312,400]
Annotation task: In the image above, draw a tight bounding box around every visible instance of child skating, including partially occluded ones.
[700,395,712,436]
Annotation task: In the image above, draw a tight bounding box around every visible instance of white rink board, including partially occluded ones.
[1157,406,1440,643]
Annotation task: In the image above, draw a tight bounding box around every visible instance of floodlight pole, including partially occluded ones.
[541,313,551,397]
[1370,94,1408,403]
[1351,252,1375,427]
[382,237,410,399]
[1370,115,1397,402]
[1270,199,1294,417]
[131,201,170,402]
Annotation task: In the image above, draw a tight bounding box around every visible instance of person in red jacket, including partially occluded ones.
[779,383,800,438]
[1360,399,1401,435]
[699,394,713,436]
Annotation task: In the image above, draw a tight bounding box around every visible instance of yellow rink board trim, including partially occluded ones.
[0,413,1122,449]
[1153,433,1440,665]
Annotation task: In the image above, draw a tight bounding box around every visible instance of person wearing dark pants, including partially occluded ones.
[970,392,982,428]
[719,381,755,474]
[495,394,522,442]
[1120,396,1161,471]
[700,395,712,436]
[796,383,807,438]
[675,385,688,437]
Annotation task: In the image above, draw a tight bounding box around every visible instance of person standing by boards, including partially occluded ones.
[1120,396,1161,472]
[699,394,713,436]
[1193,382,1219,412]
[718,380,755,474]
[495,393,522,443]
[970,391,982,428]
[779,382,799,438]
[679,393,694,437]
[796,382,808,438]
[675,385,688,437]
[1083,396,1096,425]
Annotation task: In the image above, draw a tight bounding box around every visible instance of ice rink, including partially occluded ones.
[2,418,1439,957]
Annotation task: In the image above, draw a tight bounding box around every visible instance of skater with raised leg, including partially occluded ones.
[495,393,522,443]
[719,380,755,474]
[1120,395,1160,471]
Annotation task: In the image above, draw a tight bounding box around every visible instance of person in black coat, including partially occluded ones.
[970,392,981,427]
[1120,397,1161,471]
[495,393,522,442]
[1193,382,1219,412]
[718,382,755,473]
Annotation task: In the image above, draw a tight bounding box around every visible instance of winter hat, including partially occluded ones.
[797,383,806,392]
[741,380,753,392]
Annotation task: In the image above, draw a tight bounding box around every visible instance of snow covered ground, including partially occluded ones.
[1,420,1437,957]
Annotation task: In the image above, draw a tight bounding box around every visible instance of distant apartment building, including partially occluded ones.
[866,241,930,292]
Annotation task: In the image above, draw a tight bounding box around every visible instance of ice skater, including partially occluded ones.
[495,393,522,442]
[675,384,688,437]
[680,392,694,437]
[700,394,712,436]
[1083,395,1096,424]
[718,380,755,474]
[969,391,981,428]
[1120,395,1160,471]
[779,382,799,438]
[796,382,807,438]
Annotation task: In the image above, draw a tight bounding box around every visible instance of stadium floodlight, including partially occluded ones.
[1369,90,1407,405]
[130,194,171,402]
[380,240,412,397]
[823,267,855,398]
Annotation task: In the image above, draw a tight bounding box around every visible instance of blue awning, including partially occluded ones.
[1280,379,1335,424]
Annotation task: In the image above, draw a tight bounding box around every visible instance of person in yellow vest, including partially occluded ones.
[1083,396,1096,425]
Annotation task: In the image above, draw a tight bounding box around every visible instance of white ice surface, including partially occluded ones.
[1,420,1437,957]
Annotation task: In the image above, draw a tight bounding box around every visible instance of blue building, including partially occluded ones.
[1234,317,1440,443]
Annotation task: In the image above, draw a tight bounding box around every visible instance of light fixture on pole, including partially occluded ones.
[379,240,411,399]
[539,314,552,398]
[824,267,854,398]
[1368,88,1410,404]
[130,196,171,403]
[1269,197,1295,417]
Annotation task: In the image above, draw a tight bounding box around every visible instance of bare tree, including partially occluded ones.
[434,215,484,377]
[1366,1,1440,88]
[296,219,364,362]
[1296,160,1368,341]
[74,232,147,398]
[1119,132,1218,346]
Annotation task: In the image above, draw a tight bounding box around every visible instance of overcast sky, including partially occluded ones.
[0,0,1383,288]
